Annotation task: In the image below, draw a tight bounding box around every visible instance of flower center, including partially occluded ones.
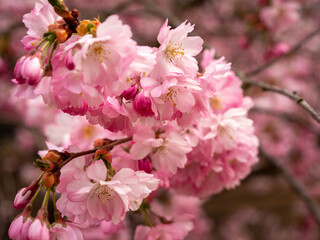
[82,125,95,139]
[94,185,115,205]
[210,96,223,110]
[87,42,110,63]
[163,87,180,106]
[165,41,184,64]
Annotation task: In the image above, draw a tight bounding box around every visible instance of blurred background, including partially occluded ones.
[1,0,320,239]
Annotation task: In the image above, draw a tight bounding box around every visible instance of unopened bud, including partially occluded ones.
[94,149,112,163]
[93,138,111,148]
[14,182,39,209]
[76,19,91,36]
[34,159,53,171]
[138,157,153,173]
[13,52,43,86]
[42,173,55,188]
[42,150,62,163]
[133,92,154,117]
[122,85,138,100]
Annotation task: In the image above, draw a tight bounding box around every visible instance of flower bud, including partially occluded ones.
[122,85,138,100]
[94,149,112,163]
[42,173,55,188]
[94,138,111,148]
[13,56,27,84]
[42,150,62,163]
[9,215,33,240]
[14,182,39,209]
[76,19,91,36]
[133,92,154,117]
[14,52,43,86]
[138,157,153,173]
[28,208,50,240]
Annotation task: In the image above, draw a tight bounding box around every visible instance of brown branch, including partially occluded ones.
[242,77,320,125]
[259,147,320,227]
[60,136,132,168]
[249,107,317,132]
[245,27,320,78]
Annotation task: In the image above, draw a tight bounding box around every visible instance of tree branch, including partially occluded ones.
[245,27,320,78]
[259,147,320,227]
[60,136,132,168]
[242,77,320,125]
[249,107,317,132]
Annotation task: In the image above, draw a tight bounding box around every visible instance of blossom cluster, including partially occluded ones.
[9,0,259,239]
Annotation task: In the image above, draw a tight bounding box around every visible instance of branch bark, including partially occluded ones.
[242,77,320,125]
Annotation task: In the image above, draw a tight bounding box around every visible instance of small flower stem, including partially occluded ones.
[30,183,43,205]
[48,42,58,64]
[34,38,48,50]
[41,188,51,209]
[37,172,45,182]
[142,208,154,227]
[52,186,57,212]
[41,41,50,52]
[43,41,54,59]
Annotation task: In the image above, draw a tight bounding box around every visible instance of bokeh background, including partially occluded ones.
[1,0,320,239]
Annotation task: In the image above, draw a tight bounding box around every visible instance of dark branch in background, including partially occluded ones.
[250,107,317,133]
[259,147,320,227]
[245,27,320,78]
[241,77,320,125]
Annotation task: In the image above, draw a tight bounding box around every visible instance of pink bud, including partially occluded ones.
[138,157,153,173]
[264,43,289,61]
[237,36,250,49]
[133,92,154,117]
[272,43,289,58]
[65,50,75,70]
[14,182,39,209]
[28,219,50,240]
[14,52,43,86]
[8,215,33,240]
[14,56,27,84]
[122,85,138,100]
[62,99,88,116]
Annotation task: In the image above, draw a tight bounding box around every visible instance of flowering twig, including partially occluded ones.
[59,136,132,168]
[245,27,320,78]
[259,147,320,227]
[242,76,320,125]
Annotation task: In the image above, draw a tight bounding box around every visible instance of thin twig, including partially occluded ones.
[249,107,316,132]
[60,136,132,168]
[259,147,320,227]
[245,27,320,78]
[242,77,320,124]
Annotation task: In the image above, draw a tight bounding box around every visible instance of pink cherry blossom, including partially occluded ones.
[13,51,43,86]
[154,19,203,77]
[50,222,84,240]
[8,215,33,240]
[59,160,159,225]
[28,218,50,240]
[22,0,61,50]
